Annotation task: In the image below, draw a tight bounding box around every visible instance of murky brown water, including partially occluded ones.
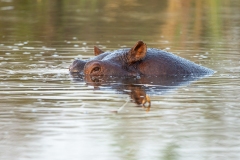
[0,0,240,160]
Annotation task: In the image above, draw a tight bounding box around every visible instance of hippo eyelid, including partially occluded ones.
[93,66,100,72]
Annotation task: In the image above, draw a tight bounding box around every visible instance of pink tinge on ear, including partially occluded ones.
[127,41,147,63]
[133,41,147,58]
[94,46,104,56]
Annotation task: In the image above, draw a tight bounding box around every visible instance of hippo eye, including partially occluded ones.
[92,66,100,72]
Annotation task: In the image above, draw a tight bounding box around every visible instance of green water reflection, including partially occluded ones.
[1,0,239,45]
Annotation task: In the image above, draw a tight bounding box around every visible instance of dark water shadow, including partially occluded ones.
[70,72,214,110]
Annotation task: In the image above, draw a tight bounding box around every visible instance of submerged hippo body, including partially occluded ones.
[69,41,214,76]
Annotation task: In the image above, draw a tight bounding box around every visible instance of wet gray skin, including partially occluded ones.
[69,41,215,76]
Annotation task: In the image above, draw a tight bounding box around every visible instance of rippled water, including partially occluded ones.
[0,0,240,160]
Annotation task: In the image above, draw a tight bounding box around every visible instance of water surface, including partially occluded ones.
[0,0,240,160]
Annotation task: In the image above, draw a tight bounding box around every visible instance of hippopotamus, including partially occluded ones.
[69,41,214,76]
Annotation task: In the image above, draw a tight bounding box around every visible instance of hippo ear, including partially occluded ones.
[127,41,147,63]
[94,46,104,56]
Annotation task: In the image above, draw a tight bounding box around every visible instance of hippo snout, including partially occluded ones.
[69,59,86,73]
[84,61,103,76]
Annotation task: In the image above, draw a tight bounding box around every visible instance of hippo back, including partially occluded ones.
[137,48,214,76]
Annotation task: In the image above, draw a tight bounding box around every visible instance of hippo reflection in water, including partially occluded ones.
[69,41,215,110]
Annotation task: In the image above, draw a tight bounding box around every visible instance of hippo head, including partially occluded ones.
[69,41,146,76]
[69,41,147,76]
[84,41,146,76]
